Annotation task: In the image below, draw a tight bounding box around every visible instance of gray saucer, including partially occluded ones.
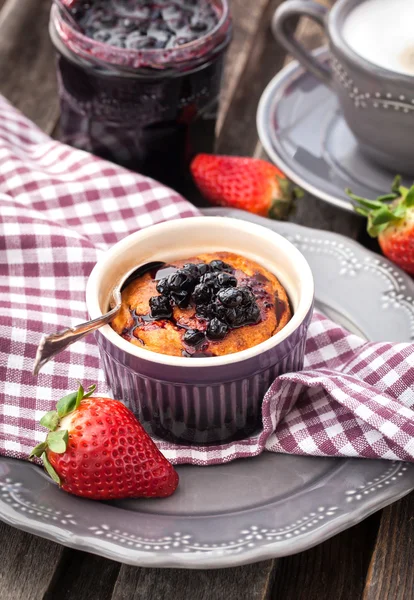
[1,212,413,568]
[257,48,413,212]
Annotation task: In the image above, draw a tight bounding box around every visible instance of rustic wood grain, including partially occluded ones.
[363,493,414,600]
[111,559,276,600]
[0,521,63,600]
[271,513,381,600]
[43,550,121,600]
[217,0,274,134]
[216,0,286,156]
[0,0,59,133]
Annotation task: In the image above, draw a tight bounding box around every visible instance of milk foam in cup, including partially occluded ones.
[343,0,414,76]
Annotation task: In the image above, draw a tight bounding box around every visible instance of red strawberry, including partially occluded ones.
[190,154,302,219]
[348,176,414,276]
[30,384,178,500]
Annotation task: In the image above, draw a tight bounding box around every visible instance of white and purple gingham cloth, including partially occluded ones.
[1,95,414,466]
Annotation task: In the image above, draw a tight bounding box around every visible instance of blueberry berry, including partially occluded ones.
[209,260,232,272]
[149,296,172,319]
[156,277,169,296]
[183,329,205,346]
[193,283,212,305]
[200,272,219,288]
[240,287,256,305]
[244,303,261,324]
[197,263,210,276]
[217,272,237,288]
[170,290,190,308]
[190,20,208,32]
[217,288,244,307]
[183,263,199,277]
[168,271,191,292]
[207,318,228,340]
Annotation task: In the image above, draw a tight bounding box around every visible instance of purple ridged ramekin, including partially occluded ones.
[86,217,314,444]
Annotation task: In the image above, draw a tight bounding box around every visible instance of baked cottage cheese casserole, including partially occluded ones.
[86,216,314,444]
[111,251,292,358]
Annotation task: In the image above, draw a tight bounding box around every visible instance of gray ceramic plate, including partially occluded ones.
[257,48,412,212]
[1,211,414,569]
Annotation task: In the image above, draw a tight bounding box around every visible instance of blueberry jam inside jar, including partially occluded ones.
[49,0,232,192]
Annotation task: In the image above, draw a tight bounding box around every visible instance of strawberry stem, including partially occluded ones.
[42,452,61,484]
[29,383,97,485]
[347,177,414,238]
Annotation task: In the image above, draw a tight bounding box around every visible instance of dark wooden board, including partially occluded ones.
[0,521,63,600]
[271,513,381,600]
[0,0,58,133]
[111,559,276,600]
[363,493,414,600]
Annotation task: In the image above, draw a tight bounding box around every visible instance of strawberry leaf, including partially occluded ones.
[404,185,414,208]
[75,384,84,410]
[39,410,60,431]
[56,391,78,418]
[46,430,68,454]
[371,206,401,227]
[82,384,96,400]
[391,175,402,194]
[29,442,48,459]
[42,452,61,485]
[376,193,399,202]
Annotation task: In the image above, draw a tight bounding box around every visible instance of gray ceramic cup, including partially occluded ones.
[273,0,414,174]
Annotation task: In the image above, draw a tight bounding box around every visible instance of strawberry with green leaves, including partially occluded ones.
[30,384,179,500]
[347,176,414,276]
[190,154,302,219]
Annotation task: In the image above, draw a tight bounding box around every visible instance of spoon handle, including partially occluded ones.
[33,306,119,376]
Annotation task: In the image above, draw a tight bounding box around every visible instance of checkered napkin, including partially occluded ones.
[1,95,414,468]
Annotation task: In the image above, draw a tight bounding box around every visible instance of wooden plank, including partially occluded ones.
[43,550,121,600]
[216,0,286,156]
[217,0,272,134]
[0,0,59,133]
[0,521,64,600]
[111,559,276,600]
[363,493,414,600]
[271,513,381,600]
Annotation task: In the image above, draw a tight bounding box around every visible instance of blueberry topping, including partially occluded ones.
[129,37,157,49]
[93,30,111,42]
[183,263,199,277]
[193,283,212,305]
[209,260,233,272]
[73,0,219,50]
[217,288,244,308]
[168,271,192,292]
[240,287,256,304]
[100,13,118,27]
[200,272,219,288]
[154,38,169,49]
[217,272,237,288]
[190,20,207,32]
[207,318,228,340]
[122,18,137,32]
[183,329,205,346]
[149,296,172,318]
[197,263,210,276]
[146,258,263,344]
[244,303,261,324]
[170,290,190,308]
[156,277,169,296]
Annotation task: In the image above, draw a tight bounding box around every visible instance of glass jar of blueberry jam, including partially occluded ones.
[49,0,231,192]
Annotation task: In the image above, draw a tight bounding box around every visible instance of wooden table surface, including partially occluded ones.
[0,1,413,599]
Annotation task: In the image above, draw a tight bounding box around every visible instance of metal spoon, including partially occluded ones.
[54,0,84,33]
[33,261,166,376]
